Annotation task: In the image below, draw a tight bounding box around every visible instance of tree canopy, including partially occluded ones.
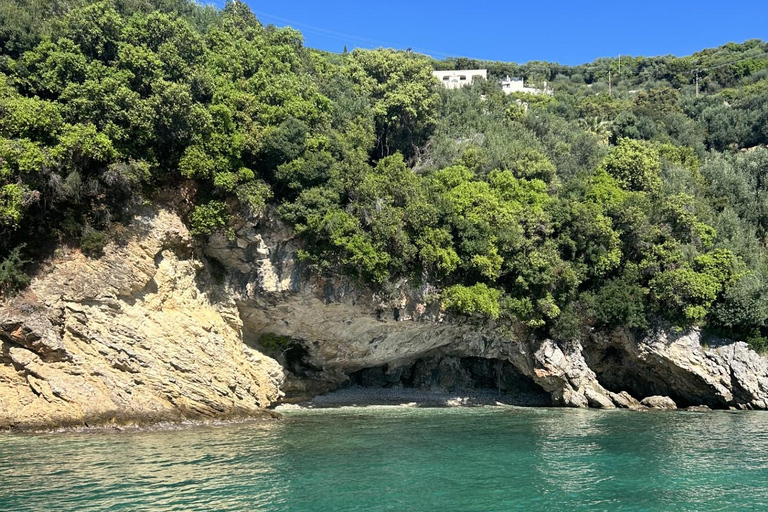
[2,0,768,349]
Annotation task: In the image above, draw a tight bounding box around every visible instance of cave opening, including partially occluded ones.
[342,356,552,406]
[584,344,727,409]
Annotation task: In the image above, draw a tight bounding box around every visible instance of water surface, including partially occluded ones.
[2,407,767,511]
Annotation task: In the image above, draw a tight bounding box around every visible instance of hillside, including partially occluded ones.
[2,0,768,352]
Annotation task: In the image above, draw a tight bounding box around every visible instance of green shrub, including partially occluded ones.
[189,200,229,236]
[0,183,23,228]
[80,230,108,257]
[650,267,722,324]
[593,278,649,329]
[0,245,30,295]
[442,283,502,319]
[598,138,661,192]
[236,180,272,216]
[746,333,768,354]
[259,333,293,353]
[550,302,584,340]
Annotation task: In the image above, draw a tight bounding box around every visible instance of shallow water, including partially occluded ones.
[2,407,768,511]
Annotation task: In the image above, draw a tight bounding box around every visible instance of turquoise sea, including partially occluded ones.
[2,406,768,511]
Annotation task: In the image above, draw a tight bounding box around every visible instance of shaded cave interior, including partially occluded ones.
[343,356,552,406]
[254,330,730,409]
[269,336,552,405]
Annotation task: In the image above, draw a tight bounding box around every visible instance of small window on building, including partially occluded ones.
[460,75,467,80]
[442,76,449,81]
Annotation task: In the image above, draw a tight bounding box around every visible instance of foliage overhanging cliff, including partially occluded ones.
[2,0,768,348]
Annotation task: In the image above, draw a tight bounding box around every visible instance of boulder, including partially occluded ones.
[641,395,678,410]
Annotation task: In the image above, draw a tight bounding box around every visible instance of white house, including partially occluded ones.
[433,70,553,95]
[432,69,488,89]
[500,76,552,95]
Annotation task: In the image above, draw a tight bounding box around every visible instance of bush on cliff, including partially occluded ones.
[0,245,29,296]
[442,284,502,319]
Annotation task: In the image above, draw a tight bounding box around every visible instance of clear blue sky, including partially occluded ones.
[214,0,768,65]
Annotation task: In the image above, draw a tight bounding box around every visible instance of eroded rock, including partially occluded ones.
[641,396,678,410]
[0,208,283,430]
[587,327,768,409]
[608,391,644,409]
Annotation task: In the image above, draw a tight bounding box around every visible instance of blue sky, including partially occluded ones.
[214,1,768,65]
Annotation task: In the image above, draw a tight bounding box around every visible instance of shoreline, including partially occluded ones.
[0,410,282,435]
[277,387,724,413]
[279,386,552,410]
[2,387,730,434]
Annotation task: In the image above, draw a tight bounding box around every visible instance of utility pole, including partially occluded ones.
[608,69,612,97]
[695,69,700,97]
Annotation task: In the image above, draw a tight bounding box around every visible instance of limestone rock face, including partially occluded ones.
[587,327,768,410]
[214,211,768,411]
[3,206,768,430]
[0,208,283,430]
[608,391,644,409]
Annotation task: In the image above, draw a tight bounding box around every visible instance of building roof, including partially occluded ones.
[432,69,488,75]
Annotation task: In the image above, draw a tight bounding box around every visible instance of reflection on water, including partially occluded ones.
[532,409,607,500]
[2,408,768,511]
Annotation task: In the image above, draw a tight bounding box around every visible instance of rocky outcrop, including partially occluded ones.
[2,206,768,430]
[587,328,768,409]
[207,210,768,411]
[0,208,282,430]
[204,213,619,407]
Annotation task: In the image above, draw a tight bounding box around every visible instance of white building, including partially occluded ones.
[500,76,552,95]
[432,69,487,89]
[433,70,553,96]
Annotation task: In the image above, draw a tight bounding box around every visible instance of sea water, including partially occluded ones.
[2,406,768,511]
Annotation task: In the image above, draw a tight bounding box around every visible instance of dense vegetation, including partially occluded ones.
[2,0,768,349]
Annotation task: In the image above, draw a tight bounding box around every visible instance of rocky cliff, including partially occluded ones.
[0,209,282,430]
[2,207,768,430]
[209,209,768,411]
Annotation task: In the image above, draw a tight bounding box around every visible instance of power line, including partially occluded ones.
[689,49,768,96]
[253,9,768,85]
[252,9,575,65]
[697,50,768,72]
[253,9,462,59]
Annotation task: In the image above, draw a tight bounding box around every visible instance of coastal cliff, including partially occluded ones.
[0,209,283,430]
[2,207,768,430]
